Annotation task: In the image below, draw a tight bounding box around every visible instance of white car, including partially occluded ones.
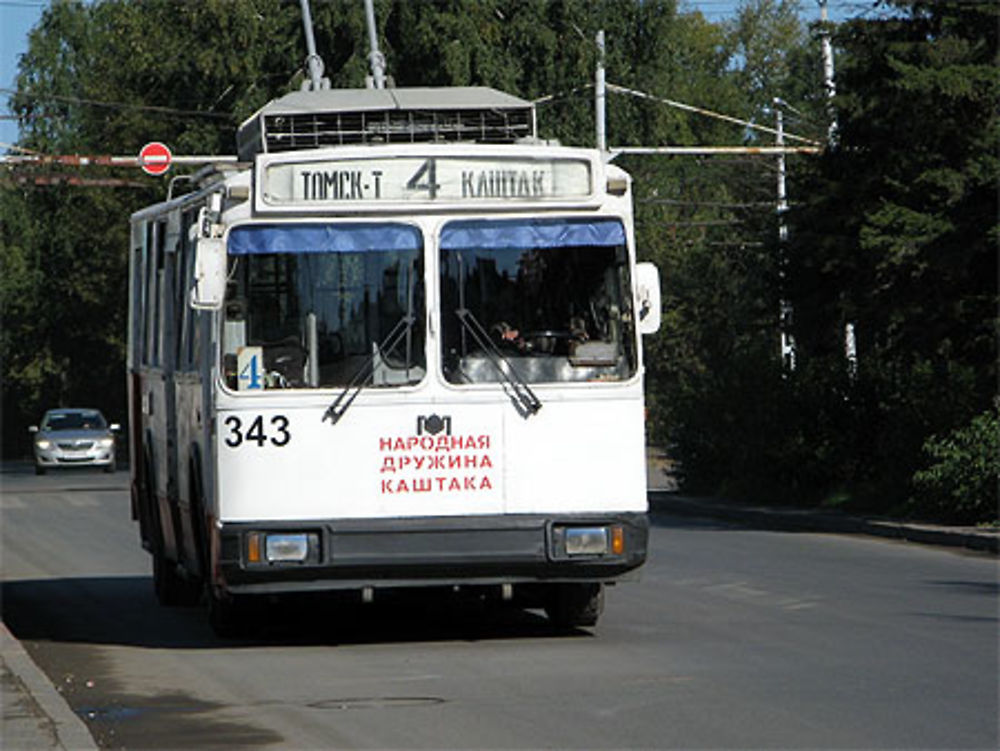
[30,408,119,475]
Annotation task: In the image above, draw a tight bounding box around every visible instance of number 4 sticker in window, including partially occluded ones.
[237,346,264,391]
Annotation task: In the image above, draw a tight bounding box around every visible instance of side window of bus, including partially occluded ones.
[130,223,144,369]
[142,222,157,366]
[177,210,197,370]
[154,219,167,368]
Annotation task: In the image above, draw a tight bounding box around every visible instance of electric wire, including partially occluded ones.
[606,82,822,146]
[0,87,234,121]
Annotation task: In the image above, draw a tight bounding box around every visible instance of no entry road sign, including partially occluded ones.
[138,142,172,175]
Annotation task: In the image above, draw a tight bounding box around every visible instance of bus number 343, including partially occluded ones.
[223,415,291,448]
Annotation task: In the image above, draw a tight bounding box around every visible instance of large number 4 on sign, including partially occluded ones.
[406,159,441,199]
[237,346,264,391]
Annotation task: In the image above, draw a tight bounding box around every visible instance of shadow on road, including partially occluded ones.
[1,460,131,477]
[2,576,586,650]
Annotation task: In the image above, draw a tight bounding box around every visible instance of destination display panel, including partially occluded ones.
[259,154,594,208]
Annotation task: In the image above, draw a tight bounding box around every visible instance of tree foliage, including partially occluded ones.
[2,0,760,456]
[2,1,995,523]
[780,0,999,517]
[912,402,1000,525]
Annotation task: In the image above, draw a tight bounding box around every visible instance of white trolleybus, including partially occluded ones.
[128,87,661,635]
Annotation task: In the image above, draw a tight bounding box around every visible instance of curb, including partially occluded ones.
[648,491,999,555]
[1,621,99,751]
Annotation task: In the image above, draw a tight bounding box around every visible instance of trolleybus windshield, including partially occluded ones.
[222,223,425,390]
[439,217,636,385]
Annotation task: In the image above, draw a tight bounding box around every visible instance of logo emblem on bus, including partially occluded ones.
[417,414,451,436]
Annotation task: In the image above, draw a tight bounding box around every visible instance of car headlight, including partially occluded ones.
[35,439,52,450]
[97,437,114,449]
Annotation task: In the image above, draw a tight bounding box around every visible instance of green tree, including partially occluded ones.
[633,1,818,491]
[912,403,1000,524]
[728,0,806,117]
[8,0,865,520]
[2,0,306,454]
[5,0,772,458]
[782,0,999,517]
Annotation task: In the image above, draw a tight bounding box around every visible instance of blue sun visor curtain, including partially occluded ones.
[228,223,422,255]
[439,218,625,251]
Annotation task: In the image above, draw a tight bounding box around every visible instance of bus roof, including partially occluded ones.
[238,86,536,161]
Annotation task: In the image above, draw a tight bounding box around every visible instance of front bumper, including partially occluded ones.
[218,512,648,595]
[35,444,115,468]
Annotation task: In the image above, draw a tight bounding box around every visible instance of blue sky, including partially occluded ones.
[1,0,47,153]
[0,0,864,155]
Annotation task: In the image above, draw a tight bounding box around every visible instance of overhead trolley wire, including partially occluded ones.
[532,80,823,154]
[0,87,235,121]
[605,82,822,147]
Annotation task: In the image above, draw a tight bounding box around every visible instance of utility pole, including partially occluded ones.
[819,0,837,142]
[818,0,857,377]
[775,100,795,371]
[595,30,607,154]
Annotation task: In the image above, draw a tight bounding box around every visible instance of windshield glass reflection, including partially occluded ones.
[439,218,636,385]
[222,224,424,390]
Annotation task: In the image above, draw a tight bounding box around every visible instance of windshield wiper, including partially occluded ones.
[454,308,542,417]
[323,314,416,425]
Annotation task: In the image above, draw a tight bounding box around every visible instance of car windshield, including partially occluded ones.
[43,411,107,431]
[439,218,636,384]
[223,223,425,390]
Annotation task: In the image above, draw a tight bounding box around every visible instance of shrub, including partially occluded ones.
[910,404,1000,524]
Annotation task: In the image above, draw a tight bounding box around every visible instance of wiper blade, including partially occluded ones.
[455,308,542,417]
[323,314,415,425]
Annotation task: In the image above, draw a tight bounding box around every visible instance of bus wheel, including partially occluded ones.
[208,589,253,639]
[153,543,200,607]
[150,497,200,607]
[544,583,604,629]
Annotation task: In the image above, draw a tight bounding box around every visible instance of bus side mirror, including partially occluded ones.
[190,236,226,310]
[635,262,661,336]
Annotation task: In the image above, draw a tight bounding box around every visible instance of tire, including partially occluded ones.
[153,545,189,606]
[208,588,254,639]
[34,465,46,476]
[544,583,605,629]
[148,464,200,607]
[188,457,210,582]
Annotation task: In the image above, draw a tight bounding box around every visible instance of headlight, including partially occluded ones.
[245,531,319,564]
[564,527,609,556]
[551,524,626,558]
[97,437,114,448]
[266,533,310,562]
[35,439,52,450]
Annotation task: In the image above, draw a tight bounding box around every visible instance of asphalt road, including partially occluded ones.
[1,465,997,750]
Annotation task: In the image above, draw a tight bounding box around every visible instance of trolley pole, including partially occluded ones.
[364,0,387,89]
[299,0,330,90]
[595,30,607,154]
